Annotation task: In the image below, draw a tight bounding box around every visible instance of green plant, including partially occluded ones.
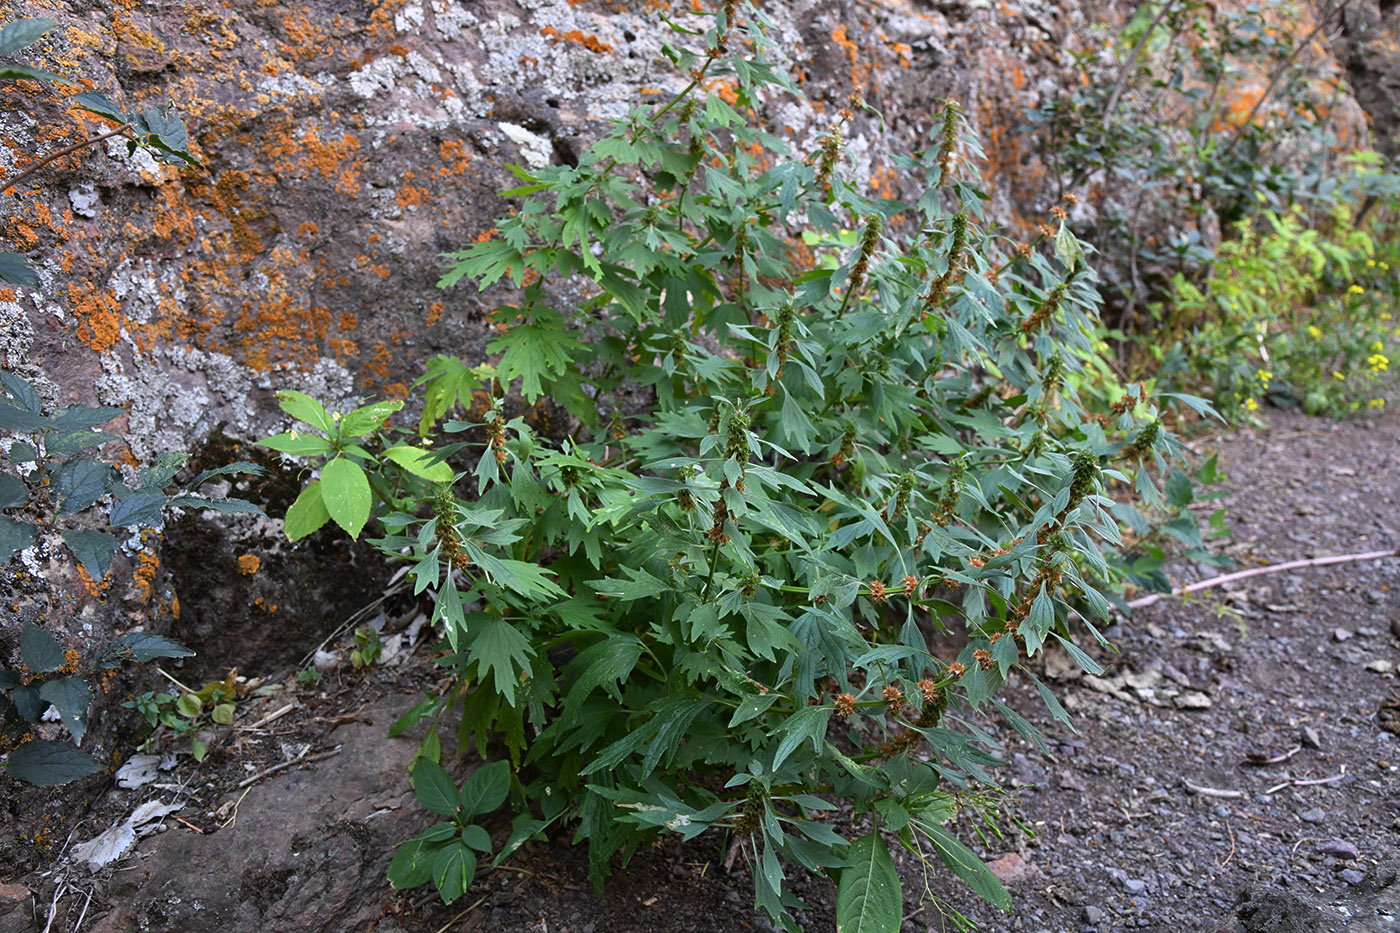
[0,18,200,289]
[260,5,1208,928]
[2,624,194,785]
[386,758,515,904]
[0,370,264,579]
[351,625,382,670]
[1149,161,1400,418]
[122,669,239,762]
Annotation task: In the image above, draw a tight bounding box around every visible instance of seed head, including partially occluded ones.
[835,693,856,717]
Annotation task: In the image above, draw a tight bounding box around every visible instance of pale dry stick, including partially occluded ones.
[220,786,252,829]
[40,881,66,933]
[433,893,490,933]
[1264,772,1346,795]
[72,886,93,932]
[1127,548,1399,610]
[1220,818,1235,868]
[1184,780,1245,799]
[243,702,295,731]
[1243,746,1301,767]
[234,746,340,789]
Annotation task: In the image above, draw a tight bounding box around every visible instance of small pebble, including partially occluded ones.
[1300,808,1327,824]
[1316,839,1361,860]
[1340,869,1367,886]
[1333,628,1353,642]
[1084,906,1104,924]
[1122,878,1147,895]
[1301,726,1323,749]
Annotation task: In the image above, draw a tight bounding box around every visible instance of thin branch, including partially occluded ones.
[3,123,133,194]
[1127,547,1397,609]
[1100,0,1183,132]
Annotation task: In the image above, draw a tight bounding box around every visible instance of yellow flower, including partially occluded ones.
[1367,259,1377,267]
[1382,312,1393,321]
[1368,353,1389,372]
[1382,262,1391,270]
[1373,341,1385,352]
[1256,369,1273,384]
[1306,325,1323,339]
[1333,371,1346,380]
[1244,397,1258,411]
[1349,284,1365,295]
[1369,398,1386,409]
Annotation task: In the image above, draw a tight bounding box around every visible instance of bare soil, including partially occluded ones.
[3,408,1398,933]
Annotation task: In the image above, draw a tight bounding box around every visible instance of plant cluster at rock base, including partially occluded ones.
[258,5,1211,929]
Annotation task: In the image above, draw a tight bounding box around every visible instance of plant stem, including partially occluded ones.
[3,123,133,193]
[1127,546,1398,609]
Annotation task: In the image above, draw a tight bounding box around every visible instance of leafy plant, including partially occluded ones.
[351,625,382,670]
[122,668,239,762]
[386,758,516,904]
[261,4,1208,928]
[0,17,200,288]
[1149,161,1400,419]
[1,624,194,785]
[0,370,265,579]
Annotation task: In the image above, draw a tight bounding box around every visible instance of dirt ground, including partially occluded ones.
[3,407,1398,933]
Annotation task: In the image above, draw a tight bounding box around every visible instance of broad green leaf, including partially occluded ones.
[275,390,335,433]
[1052,633,1104,676]
[109,488,167,528]
[384,445,455,482]
[167,494,264,516]
[460,824,492,853]
[836,832,902,933]
[44,429,116,456]
[20,623,65,672]
[0,372,40,413]
[187,460,265,490]
[387,835,441,890]
[487,319,585,401]
[919,820,1011,911]
[0,18,59,56]
[339,399,404,437]
[95,632,194,668]
[0,63,73,83]
[320,456,371,538]
[0,252,38,287]
[0,516,36,563]
[431,843,477,904]
[459,759,511,819]
[71,90,126,123]
[411,758,460,817]
[3,739,103,786]
[284,481,331,540]
[0,473,28,509]
[256,431,334,457]
[40,675,92,744]
[0,403,49,432]
[54,457,112,514]
[61,529,117,579]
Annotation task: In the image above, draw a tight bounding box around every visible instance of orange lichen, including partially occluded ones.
[539,26,613,54]
[426,301,446,326]
[831,25,859,66]
[396,182,429,210]
[235,553,261,575]
[68,281,124,353]
[131,539,161,603]
[338,312,358,331]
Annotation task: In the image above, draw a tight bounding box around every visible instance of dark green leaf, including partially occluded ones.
[40,675,91,744]
[771,705,832,771]
[919,821,1011,911]
[21,623,65,672]
[411,758,460,817]
[0,516,37,563]
[3,739,103,786]
[54,457,112,514]
[61,529,117,579]
[94,632,195,668]
[836,832,902,933]
[431,843,476,904]
[388,836,444,890]
[139,451,187,489]
[459,760,511,819]
[49,405,123,431]
[108,488,167,528]
[187,460,264,490]
[70,90,126,124]
[0,403,49,432]
[45,429,117,456]
[0,252,38,287]
[0,473,28,509]
[0,19,57,57]
[167,494,263,515]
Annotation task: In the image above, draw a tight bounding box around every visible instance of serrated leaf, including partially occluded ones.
[61,529,117,579]
[166,494,263,516]
[139,451,187,489]
[836,832,902,933]
[384,445,455,482]
[54,457,112,514]
[459,759,511,819]
[187,460,264,490]
[487,319,584,401]
[338,399,403,438]
[320,456,371,538]
[40,675,91,744]
[0,63,72,83]
[108,488,167,528]
[20,623,65,672]
[0,252,38,287]
[0,473,28,509]
[0,516,38,562]
[770,704,832,771]
[45,429,116,456]
[1052,633,1104,676]
[411,758,460,817]
[94,632,194,668]
[0,403,49,432]
[3,739,103,786]
[49,405,124,431]
[467,616,533,706]
[8,440,37,463]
